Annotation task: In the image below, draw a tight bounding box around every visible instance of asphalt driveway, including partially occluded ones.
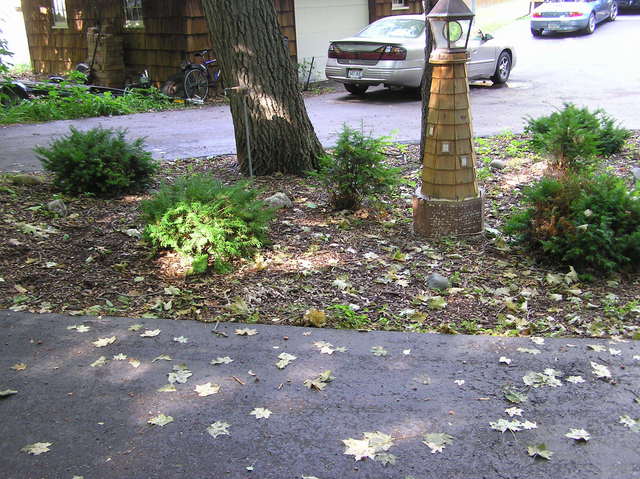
[1,16,639,172]
[1,310,639,478]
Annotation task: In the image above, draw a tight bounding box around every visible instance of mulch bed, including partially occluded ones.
[1,133,638,338]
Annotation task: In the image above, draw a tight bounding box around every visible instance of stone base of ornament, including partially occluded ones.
[412,187,484,238]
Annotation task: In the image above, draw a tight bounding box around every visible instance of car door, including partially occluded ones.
[596,0,612,21]
[467,30,496,80]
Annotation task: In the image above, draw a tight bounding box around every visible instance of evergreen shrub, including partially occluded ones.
[504,173,640,274]
[36,126,157,197]
[310,125,402,210]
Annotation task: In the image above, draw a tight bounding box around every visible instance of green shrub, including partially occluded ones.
[0,71,173,125]
[309,125,402,210]
[36,126,157,197]
[504,173,640,274]
[141,174,275,273]
[525,103,630,172]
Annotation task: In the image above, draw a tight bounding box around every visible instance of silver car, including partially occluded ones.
[325,15,516,95]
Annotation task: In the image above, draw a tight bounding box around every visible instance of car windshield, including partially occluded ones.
[356,17,425,39]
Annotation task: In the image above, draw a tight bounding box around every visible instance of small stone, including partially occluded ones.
[263,192,292,209]
[632,167,640,182]
[5,174,44,186]
[47,199,67,217]
[489,160,507,170]
[427,273,450,291]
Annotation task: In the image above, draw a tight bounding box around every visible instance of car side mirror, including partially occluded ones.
[483,33,494,42]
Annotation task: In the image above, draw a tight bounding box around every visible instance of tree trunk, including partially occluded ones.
[201,0,324,176]
[419,0,437,159]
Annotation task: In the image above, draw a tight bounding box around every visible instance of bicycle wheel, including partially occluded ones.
[184,68,209,100]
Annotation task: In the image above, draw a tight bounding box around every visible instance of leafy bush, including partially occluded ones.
[525,103,630,172]
[0,31,12,76]
[36,126,157,197]
[310,125,402,210]
[504,173,640,274]
[141,174,275,273]
[0,71,173,125]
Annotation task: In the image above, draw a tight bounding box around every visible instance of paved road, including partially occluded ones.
[1,310,639,478]
[1,15,639,172]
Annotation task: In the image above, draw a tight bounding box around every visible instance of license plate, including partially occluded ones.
[547,23,560,30]
[347,69,362,80]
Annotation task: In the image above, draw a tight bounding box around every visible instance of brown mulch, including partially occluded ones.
[0,133,638,338]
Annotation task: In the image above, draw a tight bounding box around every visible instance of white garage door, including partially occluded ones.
[294,0,370,82]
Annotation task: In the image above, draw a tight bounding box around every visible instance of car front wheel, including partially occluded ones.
[531,27,543,37]
[491,51,512,84]
[608,2,618,21]
[584,12,596,34]
[344,83,368,96]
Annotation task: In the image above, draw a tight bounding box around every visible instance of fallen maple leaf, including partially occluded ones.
[422,432,454,453]
[528,443,553,460]
[235,328,258,336]
[140,329,161,338]
[90,356,107,367]
[275,352,296,369]
[148,414,173,426]
[195,382,221,397]
[21,442,52,455]
[207,421,231,438]
[152,354,172,362]
[371,346,388,357]
[92,336,116,348]
[10,363,27,371]
[210,356,233,365]
[565,428,590,441]
[157,384,177,392]
[342,438,377,461]
[250,407,272,419]
[591,362,611,379]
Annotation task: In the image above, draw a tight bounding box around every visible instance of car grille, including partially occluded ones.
[337,59,378,66]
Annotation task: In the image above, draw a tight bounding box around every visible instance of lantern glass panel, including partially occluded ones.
[428,18,473,50]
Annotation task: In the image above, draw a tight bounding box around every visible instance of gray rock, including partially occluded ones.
[427,273,450,291]
[47,199,67,217]
[264,192,292,209]
[632,167,640,182]
[490,160,507,170]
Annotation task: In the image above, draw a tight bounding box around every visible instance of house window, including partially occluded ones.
[51,0,68,28]
[123,0,144,29]
[392,0,408,9]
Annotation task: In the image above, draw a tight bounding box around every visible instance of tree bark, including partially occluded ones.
[201,0,324,176]
[419,0,437,159]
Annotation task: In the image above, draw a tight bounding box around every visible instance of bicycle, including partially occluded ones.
[161,49,221,101]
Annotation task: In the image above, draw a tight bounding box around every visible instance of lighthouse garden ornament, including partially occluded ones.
[413,0,484,238]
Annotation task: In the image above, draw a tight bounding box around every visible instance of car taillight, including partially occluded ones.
[328,43,337,58]
[379,45,406,61]
[568,11,582,17]
[532,12,542,17]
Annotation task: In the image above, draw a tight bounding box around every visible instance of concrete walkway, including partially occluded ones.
[1,310,638,478]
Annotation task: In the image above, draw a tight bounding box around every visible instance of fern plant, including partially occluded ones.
[141,174,274,274]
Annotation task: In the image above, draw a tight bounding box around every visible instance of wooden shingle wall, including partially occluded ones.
[21,0,298,87]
